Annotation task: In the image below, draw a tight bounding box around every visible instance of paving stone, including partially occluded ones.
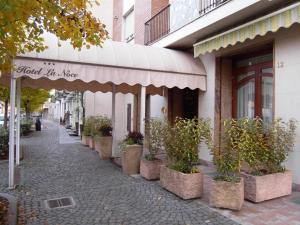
[0,120,239,225]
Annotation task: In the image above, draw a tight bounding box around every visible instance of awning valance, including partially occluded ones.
[194,3,300,57]
[0,40,207,95]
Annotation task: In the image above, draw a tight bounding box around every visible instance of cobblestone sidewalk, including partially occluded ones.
[0,120,238,225]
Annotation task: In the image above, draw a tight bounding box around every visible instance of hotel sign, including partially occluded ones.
[14,59,79,80]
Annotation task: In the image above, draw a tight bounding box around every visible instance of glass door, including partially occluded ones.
[233,60,273,123]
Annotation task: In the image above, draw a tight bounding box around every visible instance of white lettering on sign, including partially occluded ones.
[15,64,79,79]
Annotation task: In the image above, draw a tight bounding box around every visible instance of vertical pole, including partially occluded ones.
[78,92,81,137]
[8,76,16,189]
[163,87,168,119]
[111,84,116,157]
[16,78,21,165]
[139,86,146,135]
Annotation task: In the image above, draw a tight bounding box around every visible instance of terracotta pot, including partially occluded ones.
[209,178,244,211]
[121,145,143,175]
[81,135,90,146]
[94,136,113,159]
[140,158,163,180]
[160,165,203,199]
[88,137,95,149]
[241,171,292,202]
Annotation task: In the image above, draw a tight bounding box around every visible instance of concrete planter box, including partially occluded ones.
[88,137,95,149]
[209,179,244,211]
[121,145,143,175]
[81,135,90,146]
[160,165,203,200]
[140,158,163,180]
[95,136,113,159]
[242,171,292,202]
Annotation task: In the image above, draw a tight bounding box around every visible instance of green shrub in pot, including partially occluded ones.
[237,117,297,202]
[83,116,95,137]
[164,117,212,174]
[92,116,113,159]
[159,117,212,199]
[120,131,144,175]
[209,119,244,210]
[144,118,167,161]
[140,118,167,180]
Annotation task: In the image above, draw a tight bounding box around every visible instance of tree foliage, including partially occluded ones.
[0,0,108,72]
[21,88,49,115]
[0,85,9,128]
[0,86,9,102]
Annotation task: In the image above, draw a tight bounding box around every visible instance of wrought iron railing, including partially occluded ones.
[199,0,230,15]
[144,0,231,45]
[144,4,170,46]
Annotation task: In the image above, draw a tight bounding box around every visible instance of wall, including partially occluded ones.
[274,25,300,186]
[198,53,216,162]
[151,0,169,16]
[134,0,151,44]
[113,0,123,41]
[169,0,199,31]
[90,0,113,36]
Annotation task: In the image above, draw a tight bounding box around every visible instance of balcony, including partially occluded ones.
[144,0,231,45]
[144,5,170,46]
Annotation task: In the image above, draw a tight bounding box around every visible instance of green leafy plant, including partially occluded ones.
[83,116,95,136]
[92,116,112,138]
[213,119,243,182]
[144,118,167,161]
[214,118,297,181]
[0,127,9,159]
[263,119,296,174]
[20,119,33,136]
[164,117,212,174]
[118,131,144,151]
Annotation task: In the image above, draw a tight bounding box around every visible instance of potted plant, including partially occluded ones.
[120,131,143,175]
[240,118,296,202]
[160,117,212,200]
[82,116,94,147]
[0,127,9,160]
[140,118,166,180]
[209,119,244,210]
[93,116,113,159]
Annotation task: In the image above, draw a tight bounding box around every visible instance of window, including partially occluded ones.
[127,104,132,132]
[123,8,134,43]
[233,53,273,124]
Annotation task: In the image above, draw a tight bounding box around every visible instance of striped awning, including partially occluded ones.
[194,3,300,57]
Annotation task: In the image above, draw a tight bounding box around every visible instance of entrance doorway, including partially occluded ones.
[168,87,199,123]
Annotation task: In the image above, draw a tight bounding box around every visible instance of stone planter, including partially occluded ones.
[241,171,292,202]
[95,136,113,159]
[160,165,203,199]
[81,135,90,146]
[209,178,244,211]
[122,145,143,175]
[140,158,163,180]
[88,137,95,149]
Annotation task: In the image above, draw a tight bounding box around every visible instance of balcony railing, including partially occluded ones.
[144,0,231,45]
[199,0,230,15]
[144,4,170,46]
